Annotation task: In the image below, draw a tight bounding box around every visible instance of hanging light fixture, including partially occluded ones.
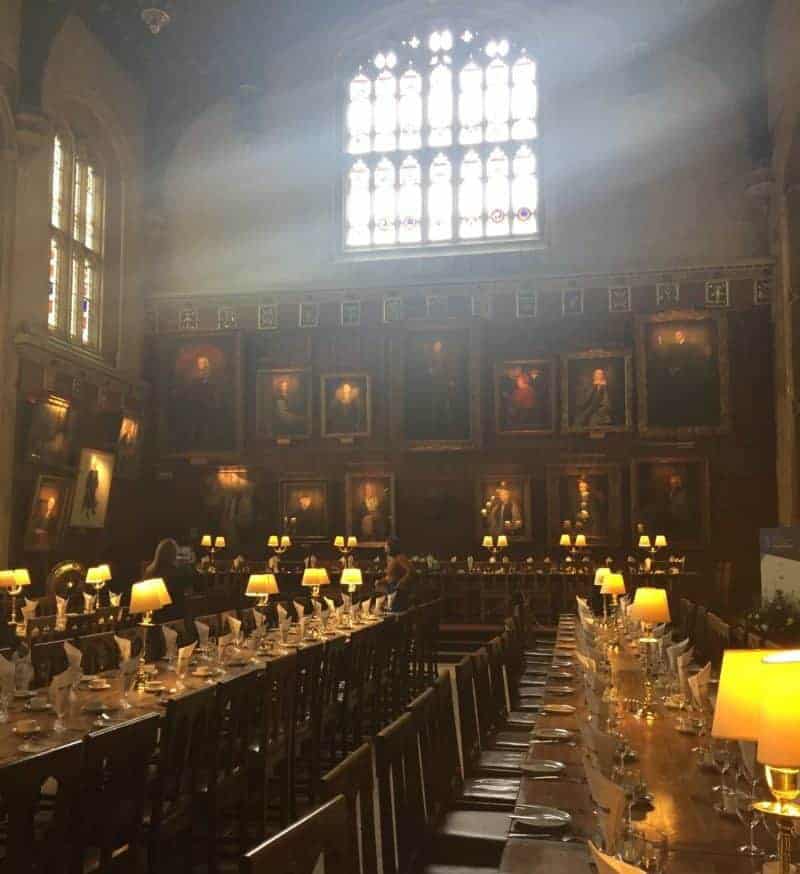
[141,2,173,35]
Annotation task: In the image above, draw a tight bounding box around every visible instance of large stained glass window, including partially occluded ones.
[48,132,104,349]
[344,28,539,251]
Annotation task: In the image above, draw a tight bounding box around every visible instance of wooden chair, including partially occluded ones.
[30,639,69,687]
[74,713,160,873]
[291,642,324,817]
[0,739,84,874]
[240,794,357,874]
[321,744,378,874]
[318,635,348,770]
[77,631,120,674]
[705,612,731,668]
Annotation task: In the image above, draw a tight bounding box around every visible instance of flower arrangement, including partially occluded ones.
[745,590,800,641]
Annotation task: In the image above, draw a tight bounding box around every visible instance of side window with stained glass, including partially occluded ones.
[344,27,539,251]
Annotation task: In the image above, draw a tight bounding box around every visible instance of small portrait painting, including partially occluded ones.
[516,288,537,319]
[257,369,312,440]
[299,302,319,328]
[384,297,403,323]
[547,465,623,547]
[631,459,710,548]
[754,278,771,306]
[346,473,396,545]
[258,303,278,330]
[341,300,361,327]
[322,374,371,438]
[478,477,532,541]
[217,306,238,329]
[405,332,471,442]
[116,415,142,477]
[637,312,729,436]
[563,350,632,433]
[70,449,115,529]
[608,287,631,313]
[280,480,328,541]
[161,335,241,455]
[705,280,730,308]
[562,288,584,316]
[24,475,72,552]
[178,306,198,331]
[494,359,555,435]
[656,283,680,307]
[205,466,256,552]
[26,397,77,467]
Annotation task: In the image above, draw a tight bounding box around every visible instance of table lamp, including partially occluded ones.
[129,578,172,626]
[334,536,357,558]
[482,535,494,549]
[574,534,587,549]
[341,567,363,594]
[600,572,625,617]
[638,535,652,550]
[302,567,330,598]
[86,564,112,598]
[754,651,800,874]
[629,587,670,720]
[1,569,29,627]
[559,534,571,547]
[654,535,668,550]
[594,567,610,588]
[245,573,279,607]
[496,535,509,550]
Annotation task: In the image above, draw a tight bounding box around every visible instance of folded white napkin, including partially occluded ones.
[342,593,352,611]
[194,621,210,646]
[277,603,288,623]
[589,841,646,874]
[21,601,37,622]
[218,632,234,658]
[374,596,385,614]
[50,666,78,696]
[13,652,33,691]
[83,592,97,613]
[177,641,197,664]
[584,765,626,853]
[162,626,178,660]
[0,656,14,696]
[688,661,712,710]
[666,637,691,674]
[56,595,67,615]
[361,600,370,616]
[312,600,322,619]
[253,610,266,628]
[109,592,122,608]
[227,616,242,639]
[64,640,83,670]
[298,617,306,639]
[324,597,335,613]
[114,635,132,660]
[293,601,306,620]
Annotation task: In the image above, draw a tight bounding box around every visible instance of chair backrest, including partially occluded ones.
[470,648,495,743]
[77,713,160,871]
[0,739,84,874]
[322,744,378,874]
[25,614,60,642]
[241,794,358,874]
[374,712,427,874]
[293,643,324,737]
[77,631,120,674]
[407,685,447,823]
[486,636,509,721]
[31,639,68,687]
[454,656,481,769]
[432,672,463,803]
[152,686,216,820]
[261,653,297,767]
[319,635,348,724]
[214,670,261,782]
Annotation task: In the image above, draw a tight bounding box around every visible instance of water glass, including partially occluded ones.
[119,670,137,709]
[51,685,69,733]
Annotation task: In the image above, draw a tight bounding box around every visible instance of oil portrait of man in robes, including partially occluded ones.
[563,351,631,433]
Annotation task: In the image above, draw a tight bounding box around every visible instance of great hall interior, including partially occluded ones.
[1,1,800,872]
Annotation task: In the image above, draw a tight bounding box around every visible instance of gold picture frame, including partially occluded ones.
[320,373,372,439]
[494,359,556,436]
[561,349,633,434]
[546,463,624,547]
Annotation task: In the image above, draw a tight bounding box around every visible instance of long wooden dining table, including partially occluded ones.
[0,617,381,766]
[500,615,773,874]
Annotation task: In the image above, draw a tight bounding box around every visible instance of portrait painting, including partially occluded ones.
[69,449,115,529]
[257,369,312,441]
[494,359,555,435]
[26,396,77,468]
[115,414,142,478]
[547,464,623,547]
[346,473,396,546]
[631,459,710,548]
[404,331,472,444]
[637,311,729,437]
[478,477,533,542]
[563,350,632,433]
[24,475,72,552]
[160,334,242,455]
[321,373,371,438]
[280,479,329,541]
[205,466,256,551]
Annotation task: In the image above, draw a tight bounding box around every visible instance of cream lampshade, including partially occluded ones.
[654,535,668,549]
[482,535,494,548]
[347,536,358,548]
[302,567,330,596]
[638,535,652,549]
[0,570,16,589]
[334,536,345,548]
[628,587,670,625]
[267,535,279,548]
[130,578,172,624]
[497,535,509,549]
[201,534,212,548]
[341,568,363,592]
[600,573,626,597]
[280,535,292,548]
[574,534,587,548]
[711,649,771,740]
[594,567,610,588]
[86,565,111,586]
[559,534,572,547]
[214,536,226,549]
[246,573,279,606]
[12,569,31,590]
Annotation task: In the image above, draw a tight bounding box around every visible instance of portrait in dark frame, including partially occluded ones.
[637,312,729,437]
[321,374,371,438]
[115,414,142,478]
[346,473,396,546]
[478,476,533,541]
[631,458,710,548]
[405,331,471,442]
[280,480,329,541]
[26,396,77,468]
[257,369,312,440]
[24,475,72,552]
[563,350,632,433]
[494,359,555,435]
[160,334,241,455]
[547,464,623,547]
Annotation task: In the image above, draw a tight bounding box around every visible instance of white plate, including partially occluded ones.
[13,720,42,737]
[531,727,573,741]
[546,686,576,695]
[83,700,120,714]
[520,759,567,775]
[543,704,576,714]
[510,805,572,829]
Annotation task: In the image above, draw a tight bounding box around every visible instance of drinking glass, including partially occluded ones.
[736,778,765,857]
[51,685,69,733]
[618,766,642,823]
[176,657,189,690]
[119,670,137,710]
[619,825,645,866]
[279,624,289,648]
[713,740,734,801]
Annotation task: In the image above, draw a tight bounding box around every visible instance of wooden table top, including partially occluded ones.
[0,618,376,767]
[500,617,771,874]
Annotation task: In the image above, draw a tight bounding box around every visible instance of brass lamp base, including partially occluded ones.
[753,766,800,874]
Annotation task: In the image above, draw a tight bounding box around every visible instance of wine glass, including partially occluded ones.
[50,684,69,733]
[175,657,189,691]
[119,670,137,710]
